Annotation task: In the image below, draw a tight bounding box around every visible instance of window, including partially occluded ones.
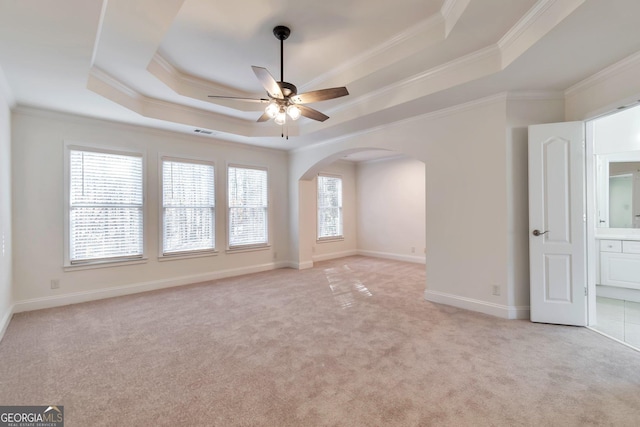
[69,149,143,264]
[228,165,268,248]
[162,159,215,255]
[317,174,343,240]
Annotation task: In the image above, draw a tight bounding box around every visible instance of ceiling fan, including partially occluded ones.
[208,25,349,127]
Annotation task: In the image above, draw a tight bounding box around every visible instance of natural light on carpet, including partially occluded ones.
[324,265,372,309]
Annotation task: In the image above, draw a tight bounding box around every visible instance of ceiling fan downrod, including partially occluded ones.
[273,26,290,83]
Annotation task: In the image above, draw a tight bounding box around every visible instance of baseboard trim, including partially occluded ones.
[424,289,530,320]
[312,250,358,262]
[357,250,426,264]
[14,262,289,313]
[0,304,14,342]
[287,260,314,270]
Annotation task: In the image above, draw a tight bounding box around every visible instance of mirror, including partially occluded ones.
[597,153,640,228]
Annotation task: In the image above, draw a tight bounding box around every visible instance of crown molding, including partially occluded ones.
[149,52,256,98]
[89,0,109,67]
[327,0,576,118]
[300,0,471,92]
[329,44,500,116]
[89,66,140,99]
[148,53,264,114]
[12,104,288,154]
[506,90,564,101]
[564,50,640,97]
[498,0,557,51]
[300,16,444,93]
[83,0,582,144]
[87,66,275,138]
[498,0,585,68]
[293,92,509,155]
[442,0,470,37]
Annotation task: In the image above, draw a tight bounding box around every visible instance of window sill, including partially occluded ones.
[158,250,219,262]
[226,244,271,254]
[64,257,148,272]
[317,237,344,243]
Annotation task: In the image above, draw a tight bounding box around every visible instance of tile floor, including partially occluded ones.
[595,296,640,349]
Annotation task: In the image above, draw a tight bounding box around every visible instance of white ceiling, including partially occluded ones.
[1,0,640,153]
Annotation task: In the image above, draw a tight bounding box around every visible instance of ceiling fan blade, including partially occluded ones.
[290,87,349,104]
[252,66,284,99]
[298,105,329,122]
[208,95,269,103]
[257,112,271,122]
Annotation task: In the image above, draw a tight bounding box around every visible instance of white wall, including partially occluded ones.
[356,156,425,263]
[11,109,290,311]
[0,78,12,337]
[592,104,640,155]
[288,94,570,319]
[422,100,510,311]
[290,95,528,318]
[311,160,358,262]
[566,52,640,121]
[6,48,639,323]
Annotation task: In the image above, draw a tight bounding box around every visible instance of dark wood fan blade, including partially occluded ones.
[257,112,271,122]
[252,66,284,99]
[208,95,269,103]
[298,105,329,122]
[290,87,349,104]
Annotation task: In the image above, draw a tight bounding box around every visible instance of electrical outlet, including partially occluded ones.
[273,251,278,259]
[492,285,500,296]
[51,279,60,289]
[411,247,415,253]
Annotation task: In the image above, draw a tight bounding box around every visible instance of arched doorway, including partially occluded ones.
[292,148,426,271]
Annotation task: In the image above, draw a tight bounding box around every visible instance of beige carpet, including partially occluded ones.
[1,256,639,426]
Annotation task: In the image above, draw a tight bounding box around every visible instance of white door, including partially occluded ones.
[529,122,586,325]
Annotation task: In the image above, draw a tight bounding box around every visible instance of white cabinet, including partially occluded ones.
[600,239,640,290]
[600,239,622,252]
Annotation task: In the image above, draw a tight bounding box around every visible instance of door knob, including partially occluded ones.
[532,229,549,236]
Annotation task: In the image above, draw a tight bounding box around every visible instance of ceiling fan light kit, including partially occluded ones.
[208,25,349,136]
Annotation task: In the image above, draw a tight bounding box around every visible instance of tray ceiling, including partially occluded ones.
[1,0,640,151]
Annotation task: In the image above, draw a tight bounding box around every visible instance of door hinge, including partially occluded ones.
[584,287,588,296]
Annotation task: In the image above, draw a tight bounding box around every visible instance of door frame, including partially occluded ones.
[584,106,640,327]
[585,120,597,326]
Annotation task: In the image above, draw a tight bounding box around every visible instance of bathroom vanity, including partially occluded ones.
[598,238,640,290]
[595,153,640,301]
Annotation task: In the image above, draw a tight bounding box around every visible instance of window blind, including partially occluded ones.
[317,175,343,239]
[69,150,143,263]
[228,166,268,247]
[162,159,215,254]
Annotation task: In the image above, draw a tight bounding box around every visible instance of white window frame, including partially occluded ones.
[317,173,344,242]
[227,164,270,251]
[159,156,217,260]
[63,143,147,269]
